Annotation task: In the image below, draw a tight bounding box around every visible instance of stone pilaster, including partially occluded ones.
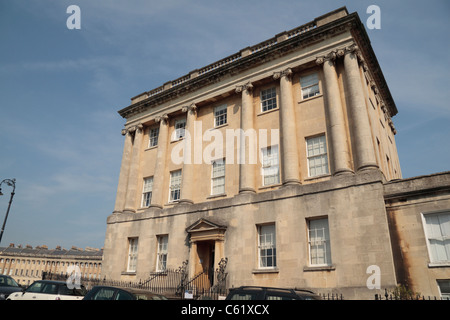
[273,68,301,185]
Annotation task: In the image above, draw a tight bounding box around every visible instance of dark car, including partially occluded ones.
[0,275,22,300]
[83,286,168,300]
[225,286,321,300]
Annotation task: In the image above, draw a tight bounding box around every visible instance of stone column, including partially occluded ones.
[316,52,353,175]
[150,114,169,209]
[123,123,144,213]
[189,241,198,278]
[273,68,301,185]
[236,82,256,194]
[113,128,134,213]
[343,44,378,171]
[179,104,197,204]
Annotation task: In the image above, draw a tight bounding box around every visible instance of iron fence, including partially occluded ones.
[375,288,448,300]
[42,259,229,300]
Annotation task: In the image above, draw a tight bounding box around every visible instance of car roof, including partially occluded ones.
[34,280,67,284]
[31,280,86,287]
[90,285,161,295]
[232,286,314,292]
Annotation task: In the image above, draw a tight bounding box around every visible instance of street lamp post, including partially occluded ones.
[0,178,16,245]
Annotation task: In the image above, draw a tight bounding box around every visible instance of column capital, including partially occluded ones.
[315,51,337,65]
[155,113,169,124]
[181,103,197,114]
[235,82,253,94]
[135,123,144,133]
[123,123,143,135]
[344,43,359,55]
[273,68,293,81]
[370,80,379,94]
[344,43,364,62]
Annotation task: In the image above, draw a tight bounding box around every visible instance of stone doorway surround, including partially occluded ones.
[186,218,227,280]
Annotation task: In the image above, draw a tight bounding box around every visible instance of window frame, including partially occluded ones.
[437,280,450,299]
[211,158,226,195]
[306,134,329,177]
[260,87,277,113]
[422,211,450,265]
[173,118,186,141]
[148,127,159,148]
[300,73,320,100]
[261,145,280,186]
[141,177,153,207]
[169,170,182,202]
[258,224,277,269]
[214,104,228,127]
[156,235,169,272]
[307,217,332,267]
[127,238,139,273]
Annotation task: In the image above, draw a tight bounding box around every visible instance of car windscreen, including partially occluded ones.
[0,276,19,287]
[26,282,44,293]
[59,284,87,296]
[90,288,116,300]
[41,283,58,294]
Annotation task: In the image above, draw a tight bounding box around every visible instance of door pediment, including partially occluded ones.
[186,218,227,242]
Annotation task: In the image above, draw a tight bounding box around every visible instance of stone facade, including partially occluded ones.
[101,7,449,299]
[385,172,450,298]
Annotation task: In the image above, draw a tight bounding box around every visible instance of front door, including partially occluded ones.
[196,240,215,287]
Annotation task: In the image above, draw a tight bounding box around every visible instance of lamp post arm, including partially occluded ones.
[0,179,16,245]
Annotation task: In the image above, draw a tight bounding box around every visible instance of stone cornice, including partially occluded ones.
[118,8,397,120]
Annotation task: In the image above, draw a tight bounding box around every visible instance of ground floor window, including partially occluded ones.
[423,211,450,264]
[156,235,168,271]
[437,280,450,299]
[308,218,332,266]
[127,238,138,273]
[258,224,277,268]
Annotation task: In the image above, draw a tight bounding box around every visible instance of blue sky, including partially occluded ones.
[0,0,449,250]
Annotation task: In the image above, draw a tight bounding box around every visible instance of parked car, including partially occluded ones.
[7,280,87,300]
[225,286,321,300]
[0,275,23,300]
[83,285,168,300]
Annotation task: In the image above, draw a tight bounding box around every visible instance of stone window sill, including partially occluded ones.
[428,262,450,268]
[252,268,279,274]
[303,265,335,272]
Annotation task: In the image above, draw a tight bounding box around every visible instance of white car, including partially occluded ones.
[7,280,86,300]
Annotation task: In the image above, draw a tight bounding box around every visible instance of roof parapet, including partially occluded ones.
[128,13,319,106]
